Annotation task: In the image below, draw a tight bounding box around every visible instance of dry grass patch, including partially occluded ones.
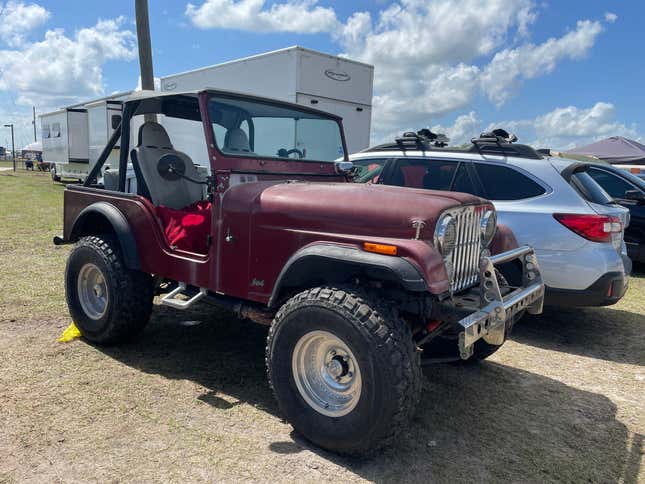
[1,170,643,482]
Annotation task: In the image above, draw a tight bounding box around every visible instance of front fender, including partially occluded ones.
[268,243,428,308]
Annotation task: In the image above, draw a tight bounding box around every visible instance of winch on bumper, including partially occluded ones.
[435,246,545,360]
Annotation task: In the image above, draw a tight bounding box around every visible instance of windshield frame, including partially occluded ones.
[203,91,348,172]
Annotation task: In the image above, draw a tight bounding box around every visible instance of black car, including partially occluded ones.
[584,165,645,263]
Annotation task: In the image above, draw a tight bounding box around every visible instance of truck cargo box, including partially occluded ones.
[160,46,374,153]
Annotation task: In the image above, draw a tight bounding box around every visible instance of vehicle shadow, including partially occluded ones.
[511,305,644,367]
[97,303,642,483]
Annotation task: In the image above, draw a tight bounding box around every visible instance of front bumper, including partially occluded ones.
[437,246,545,360]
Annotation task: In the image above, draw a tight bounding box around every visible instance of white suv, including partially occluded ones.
[349,132,631,307]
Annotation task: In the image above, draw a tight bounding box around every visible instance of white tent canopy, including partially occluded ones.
[21,141,42,152]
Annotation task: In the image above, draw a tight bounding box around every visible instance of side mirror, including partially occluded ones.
[335,161,354,174]
[624,189,645,203]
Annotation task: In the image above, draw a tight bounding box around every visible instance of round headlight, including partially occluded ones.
[435,215,457,256]
[480,209,497,247]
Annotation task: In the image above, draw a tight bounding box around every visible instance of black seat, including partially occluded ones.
[423,164,453,190]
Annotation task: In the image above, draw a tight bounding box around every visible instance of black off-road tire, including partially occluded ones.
[65,235,153,345]
[266,286,422,456]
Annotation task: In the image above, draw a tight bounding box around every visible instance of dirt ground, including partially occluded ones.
[1,170,643,483]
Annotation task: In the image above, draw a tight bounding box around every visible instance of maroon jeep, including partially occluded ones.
[55,89,544,455]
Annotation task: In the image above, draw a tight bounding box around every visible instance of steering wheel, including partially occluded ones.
[277,148,304,159]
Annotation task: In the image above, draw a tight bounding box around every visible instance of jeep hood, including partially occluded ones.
[249,181,487,240]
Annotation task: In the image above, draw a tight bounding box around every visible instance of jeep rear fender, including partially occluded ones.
[268,244,428,308]
[68,202,140,269]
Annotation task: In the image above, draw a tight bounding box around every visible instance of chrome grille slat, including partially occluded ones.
[458,211,468,290]
[468,210,477,286]
[447,205,483,294]
[465,210,475,287]
[455,213,464,283]
[469,210,479,285]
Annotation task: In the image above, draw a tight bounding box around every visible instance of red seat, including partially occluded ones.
[156,201,212,253]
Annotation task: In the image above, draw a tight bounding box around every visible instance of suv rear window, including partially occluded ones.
[474,163,546,200]
[570,170,613,205]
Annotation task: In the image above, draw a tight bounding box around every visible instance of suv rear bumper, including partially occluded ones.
[545,271,628,307]
[436,246,545,360]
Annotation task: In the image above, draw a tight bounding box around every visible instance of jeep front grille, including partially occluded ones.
[448,206,483,293]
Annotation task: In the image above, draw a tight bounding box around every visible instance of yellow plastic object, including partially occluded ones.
[58,322,82,342]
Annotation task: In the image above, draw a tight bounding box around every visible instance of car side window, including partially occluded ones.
[351,158,387,183]
[451,163,476,194]
[474,163,546,200]
[587,168,638,199]
[386,159,457,190]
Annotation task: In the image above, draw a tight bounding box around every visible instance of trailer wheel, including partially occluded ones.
[51,166,61,182]
[266,286,421,456]
[65,235,153,345]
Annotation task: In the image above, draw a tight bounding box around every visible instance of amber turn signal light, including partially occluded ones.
[363,242,398,256]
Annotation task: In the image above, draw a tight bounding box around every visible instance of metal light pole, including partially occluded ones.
[4,124,15,172]
[33,106,37,142]
[135,0,155,91]
[135,0,155,122]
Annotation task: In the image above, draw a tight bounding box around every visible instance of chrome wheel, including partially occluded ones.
[292,330,362,417]
[77,263,109,320]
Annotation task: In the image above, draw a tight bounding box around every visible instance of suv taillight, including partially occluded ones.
[553,213,622,243]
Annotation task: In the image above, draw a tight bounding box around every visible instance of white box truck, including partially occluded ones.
[42,91,131,182]
[41,108,90,181]
[86,97,127,170]
[42,47,374,182]
[161,46,374,153]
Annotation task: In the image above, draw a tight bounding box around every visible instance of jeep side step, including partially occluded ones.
[160,282,207,310]
[159,281,275,325]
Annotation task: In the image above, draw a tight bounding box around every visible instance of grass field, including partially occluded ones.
[1,169,643,482]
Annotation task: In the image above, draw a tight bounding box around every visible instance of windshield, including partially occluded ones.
[208,95,345,162]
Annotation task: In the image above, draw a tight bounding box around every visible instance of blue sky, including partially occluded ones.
[0,0,643,150]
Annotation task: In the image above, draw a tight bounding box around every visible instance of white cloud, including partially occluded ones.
[604,12,617,23]
[339,0,538,137]
[431,111,482,145]
[333,1,610,141]
[341,0,536,68]
[486,102,638,150]
[185,0,338,33]
[0,17,136,107]
[481,19,603,105]
[0,15,136,146]
[0,1,50,47]
[182,0,614,142]
[534,102,635,140]
[370,63,481,135]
